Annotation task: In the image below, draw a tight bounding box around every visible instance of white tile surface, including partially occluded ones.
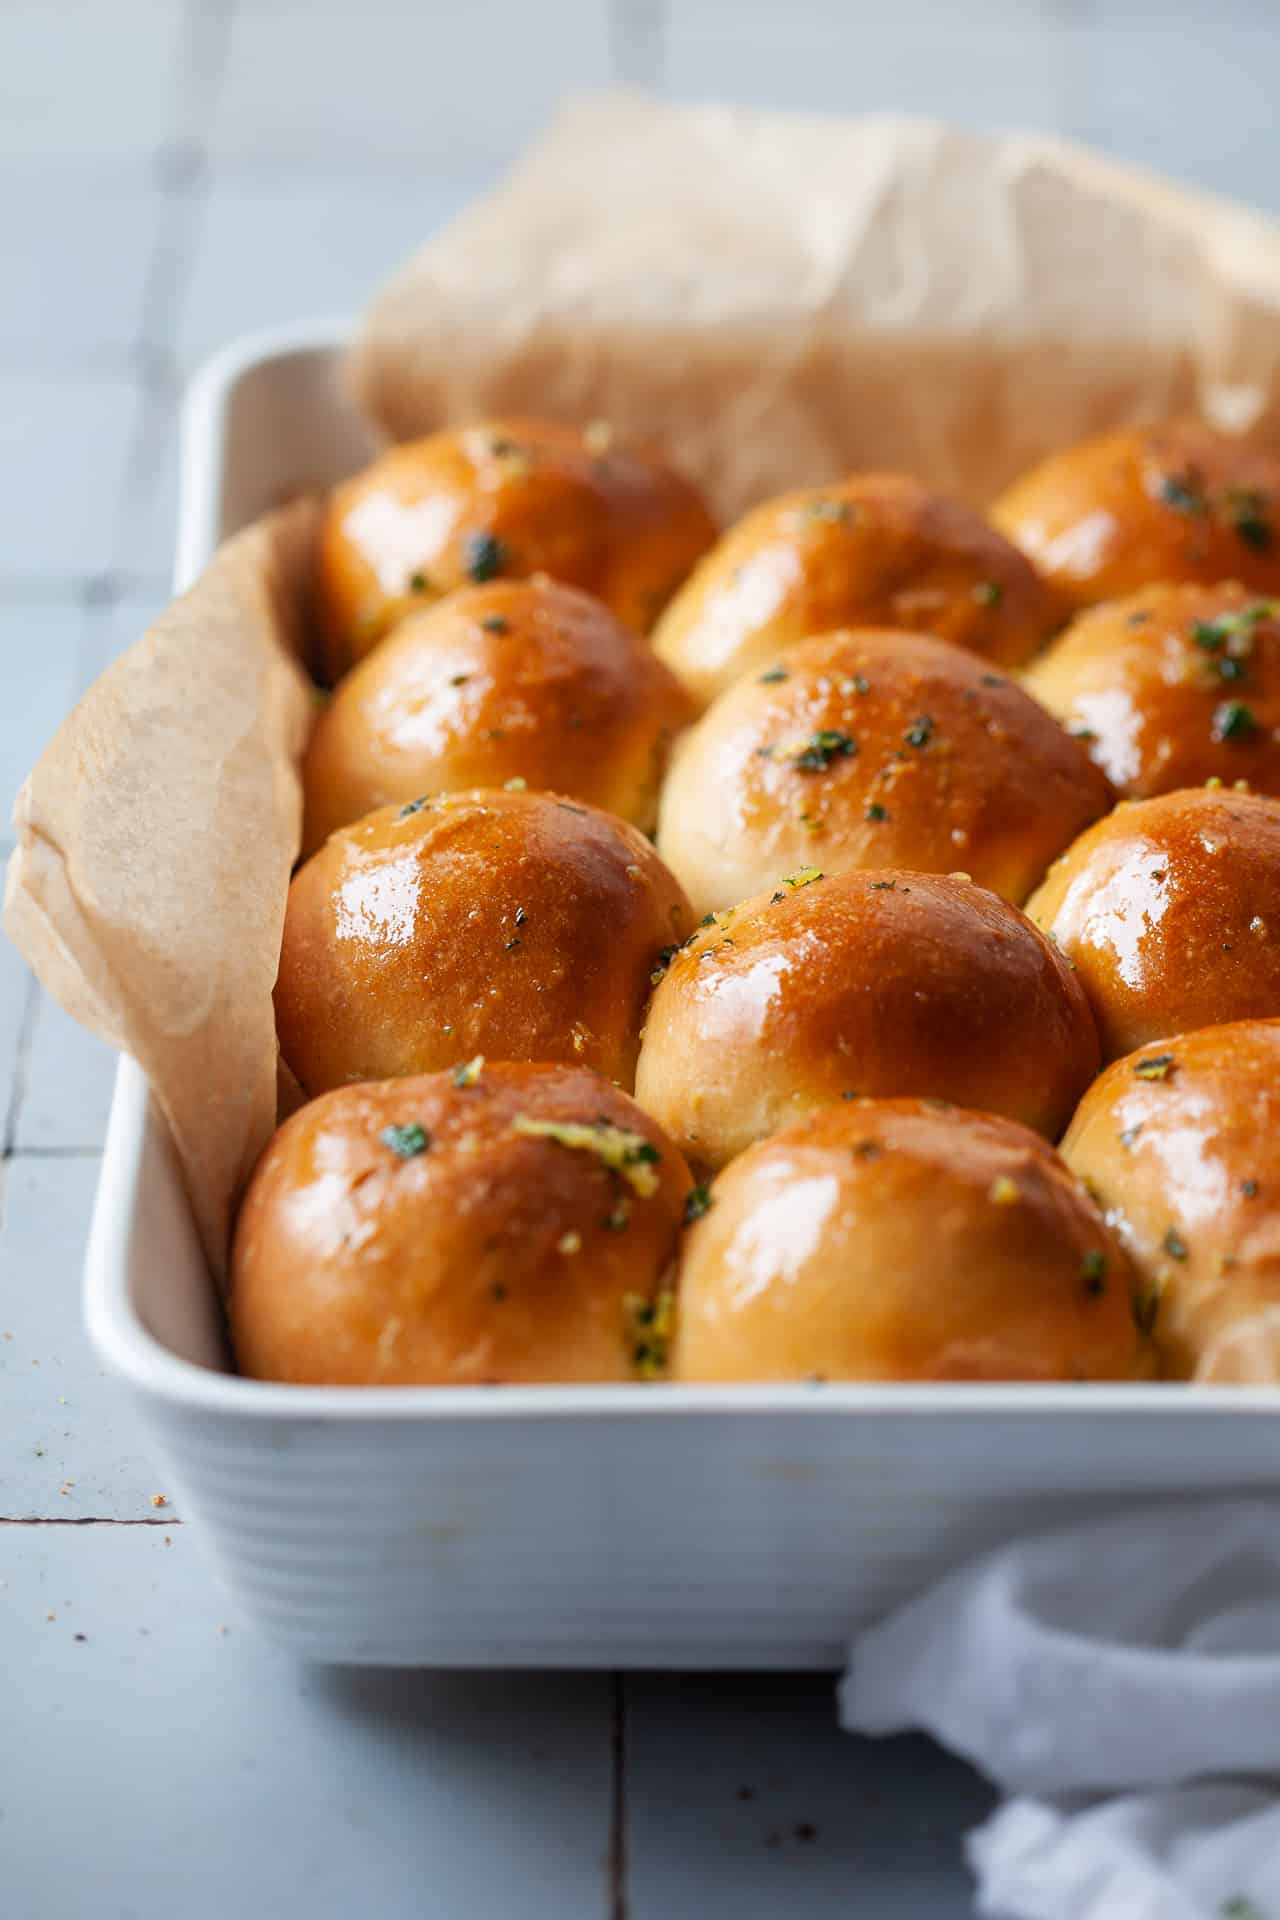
[0,374,143,582]
[0,1155,169,1520]
[0,600,83,824]
[15,993,118,1153]
[0,1527,615,1920]
[176,176,477,367]
[0,1,190,165]
[212,1,616,172]
[624,1674,994,1917]
[0,173,160,366]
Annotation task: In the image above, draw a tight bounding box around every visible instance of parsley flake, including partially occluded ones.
[1133,1053,1176,1081]
[463,531,506,583]
[1214,700,1258,742]
[381,1123,430,1158]
[684,1184,714,1224]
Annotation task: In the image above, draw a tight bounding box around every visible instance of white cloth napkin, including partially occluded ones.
[839,1500,1280,1920]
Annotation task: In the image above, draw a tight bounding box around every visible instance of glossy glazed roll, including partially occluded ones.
[1062,1021,1280,1382]
[1023,582,1280,799]
[231,1063,692,1385]
[656,628,1110,914]
[302,579,695,854]
[1026,788,1280,1061]
[650,472,1057,707]
[275,789,693,1096]
[992,422,1280,612]
[634,868,1098,1169]
[315,418,718,679]
[672,1099,1146,1383]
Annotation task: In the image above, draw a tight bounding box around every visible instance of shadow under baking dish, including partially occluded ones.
[79,324,1280,1670]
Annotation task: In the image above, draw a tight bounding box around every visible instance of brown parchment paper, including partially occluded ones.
[4,503,318,1275]
[10,96,1280,1296]
[356,96,1280,517]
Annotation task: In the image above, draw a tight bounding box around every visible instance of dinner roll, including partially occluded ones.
[992,422,1280,612]
[315,418,717,678]
[1062,1021,1280,1382]
[634,869,1098,1169]
[1026,788,1280,1061]
[1024,583,1280,799]
[276,789,692,1096]
[673,1099,1146,1383]
[656,628,1110,914]
[231,1062,692,1386]
[302,579,695,854]
[651,473,1057,706]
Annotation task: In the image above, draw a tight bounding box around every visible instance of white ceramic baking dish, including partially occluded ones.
[84,322,1280,1668]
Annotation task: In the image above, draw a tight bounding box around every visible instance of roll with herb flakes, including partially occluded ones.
[314,418,718,680]
[634,868,1098,1170]
[1023,583,1280,799]
[656,628,1110,915]
[275,788,692,1097]
[301,578,695,857]
[1025,788,1280,1062]
[651,472,1057,708]
[231,1063,691,1385]
[672,1100,1148,1383]
[992,421,1280,614]
[1061,1021,1280,1382]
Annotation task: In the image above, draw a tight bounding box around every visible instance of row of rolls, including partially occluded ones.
[232,414,1280,1389]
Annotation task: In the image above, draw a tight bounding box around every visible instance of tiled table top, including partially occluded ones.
[4,1,1276,1912]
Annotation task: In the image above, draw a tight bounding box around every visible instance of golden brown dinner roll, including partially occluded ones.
[993,421,1280,613]
[656,628,1110,914]
[1026,788,1280,1062]
[275,789,692,1097]
[673,1099,1146,1383]
[634,869,1098,1169]
[651,472,1057,706]
[1024,582,1280,800]
[1062,1021,1280,1381]
[315,418,717,678]
[302,578,695,855]
[231,1062,692,1386]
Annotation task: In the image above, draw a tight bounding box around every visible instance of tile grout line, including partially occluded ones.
[3,971,44,1160]
[609,1671,629,1919]
[0,1517,183,1528]
[611,0,667,91]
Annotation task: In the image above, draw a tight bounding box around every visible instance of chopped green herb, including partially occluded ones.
[449,672,472,686]
[463,530,506,583]
[865,802,888,822]
[1226,489,1273,552]
[852,673,870,695]
[1080,1250,1108,1292]
[1157,471,1207,516]
[650,942,681,986]
[791,729,858,772]
[780,867,824,891]
[869,879,897,891]
[481,613,510,633]
[1133,1053,1176,1081]
[1221,1896,1267,1920]
[1215,656,1248,682]
[684,1184,714,1224]
[972,580,1004,608]
[758,667,789,683]
[1214,700,1258,742]
[511,1115,662,1196]
[1163,1227,1189,1261]
[556,801,587,816]
[381,1122,430,1158]
[399,795,429,818]
[903,714,935,749]
[603,1203,630,1233]
[452,1055,484,1087]
[408,569,430,593]
[980,672,1006,687]
[801,498,853,525]
[625,1289,676,1377]
[1119,1124,1143,1149]
[1242,1178,1260,1198]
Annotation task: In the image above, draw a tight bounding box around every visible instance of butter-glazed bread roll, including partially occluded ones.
[1025,788,1280,1061]
[1023,582,1280,800]
[656,628,1110,915]
[651,472,1057,707]
[315,418,718,679]
[673,1099,1147,1384]
[302,579,695,855]
[992,421,1280,613]
[231,1063,692,1386]
[275,789,692,1096]
[1061,1020,1280,1382]
[634,868,1098,1170]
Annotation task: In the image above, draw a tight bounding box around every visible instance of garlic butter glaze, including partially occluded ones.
[232,1063,691,1386]
[1062,1021,1280,1381]
[315,418,718,679]
[651,473,1059,707]
[1024,582,1280,800]
[993,422,1280,613]
[275,789,692,1096]
[658,627,1110,915]
[635,868,1098,1170]
[302,578,695,854]
[1026,788,1280,1061]
[673,1100,1147,1383]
